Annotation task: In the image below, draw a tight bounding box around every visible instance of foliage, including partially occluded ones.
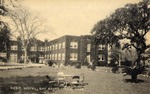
[111,67,119,73]
[123,66,146,76]
[108,46,121,65]
[0,1,10,53]
[0,22,10,52]
[91,0,150,65]
[75,62,81,69]
[47,60,55,66]
[122,65,147,82]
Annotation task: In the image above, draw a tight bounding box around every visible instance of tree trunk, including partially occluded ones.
[134,50,142,66]
[24,47,28,63]
[131,74,137,82]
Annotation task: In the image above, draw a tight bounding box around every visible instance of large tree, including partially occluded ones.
[0,0,11,60]
[91,0,150,82]
[8,6,48,63]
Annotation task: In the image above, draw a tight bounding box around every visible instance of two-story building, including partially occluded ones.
[1,35,109,66]
[44,35,108,66]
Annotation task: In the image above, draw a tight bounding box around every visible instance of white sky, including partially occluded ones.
[19,0,145,41]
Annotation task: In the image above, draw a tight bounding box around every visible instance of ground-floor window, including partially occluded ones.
[98,54,105,61]
[62,53,65,60]
[10,53,17,62]
[70,53,78,60]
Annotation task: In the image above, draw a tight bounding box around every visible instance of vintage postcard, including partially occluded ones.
[0,0,150,94]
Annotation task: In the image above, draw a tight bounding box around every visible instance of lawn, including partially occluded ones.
[0,66,149,94]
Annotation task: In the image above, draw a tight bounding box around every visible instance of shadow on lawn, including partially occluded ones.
[0,76,59,94]
[0,75,88,94]
[123,79,145,83]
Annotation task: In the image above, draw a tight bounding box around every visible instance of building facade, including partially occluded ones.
[0,35,109,66]
[6,39,45,63]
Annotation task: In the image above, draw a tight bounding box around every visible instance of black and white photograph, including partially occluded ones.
[0,0,150,94]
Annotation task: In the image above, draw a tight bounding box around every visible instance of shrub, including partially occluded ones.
[111,67,119,73]
[47,61,55,66]
[75,62,81,69]
[122,65,147,82]
[0,57,7,63]
[91,64,96,71]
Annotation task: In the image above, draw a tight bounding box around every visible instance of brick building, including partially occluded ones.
[7,39,45,63]
[44,35,95,65]
[44,35,108,66]
[0,35,109,66]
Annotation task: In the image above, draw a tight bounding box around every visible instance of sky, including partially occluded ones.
[19,0,144,41]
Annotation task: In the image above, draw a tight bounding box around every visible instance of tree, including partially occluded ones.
[0,22,10,52]
[0,0,11,60]
[8,6,48,63]
[91,0,150,82]
[109,45,121,66]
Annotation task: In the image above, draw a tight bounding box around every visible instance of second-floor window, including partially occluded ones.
[11,45,18,50]
[55,44,58,50]
[62,42,65,49]
[30,46,36,51]
[49,46,51,51]
[98,44,105,50]
[39,47,44,51]
[87,44,91,52]
[53,45,55,50]
[58,43,61,49]
[70,41,78,49]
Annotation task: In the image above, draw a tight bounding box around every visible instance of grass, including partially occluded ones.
[0,66,150,94]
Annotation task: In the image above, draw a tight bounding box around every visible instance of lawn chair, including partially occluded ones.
[57,72,66,88]
[70,74,85,89]
[79,73,85,86]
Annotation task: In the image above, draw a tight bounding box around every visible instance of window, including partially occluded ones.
[87,44,91,52]
[58,43,61,49]
[10,53,17,62]
[70,53,78,60]
[62,42,65,49]
[53,45,55,50]
[39,47,44,51]
[62,53,65,60]
[98,44,105,50]
[47,46,49,51]
[21,54,24,59]
[52,54,54,60]
[45,47,47,51]
[55,54,57,60]
[39,55,44,59]
[55,44,58,50]
[70,41,78,49]
[49,54,51,60]
[46,46,49,51]
[98,54,105,61]
[58,53,61,60]
[86,55,91,62]
[11,45,18,50]
[30,46,36,51]
[49,46,51,51]
[108,45,112,51]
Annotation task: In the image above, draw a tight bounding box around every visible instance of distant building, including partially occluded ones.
[7,39,45,63]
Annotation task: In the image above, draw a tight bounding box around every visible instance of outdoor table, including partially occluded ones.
[57,74,79,87]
